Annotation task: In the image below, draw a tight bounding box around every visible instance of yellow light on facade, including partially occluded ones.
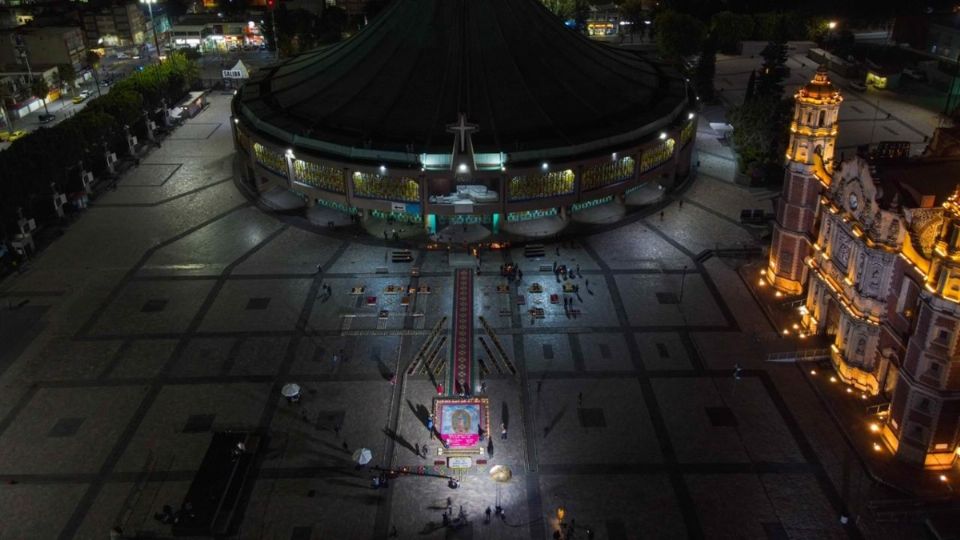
[775,291,783,297]
[556,507,565,521]
[870,423,880,432]
[792,324,799,329]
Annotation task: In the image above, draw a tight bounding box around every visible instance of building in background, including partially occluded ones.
[769,67,960,469]
[81,2,146,47]
[586,3,619,38]
[0,25,86,71]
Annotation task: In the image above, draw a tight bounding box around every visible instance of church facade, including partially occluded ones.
[769,67,960,469]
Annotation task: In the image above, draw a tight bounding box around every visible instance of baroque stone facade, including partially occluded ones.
[770,68,960,469]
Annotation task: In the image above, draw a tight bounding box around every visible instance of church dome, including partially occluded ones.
[798,65,841,103]
[234,0,690,165]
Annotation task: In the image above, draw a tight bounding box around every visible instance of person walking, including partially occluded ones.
[427,416,435,439]
[501,422,507,440]
[485,506,492,523]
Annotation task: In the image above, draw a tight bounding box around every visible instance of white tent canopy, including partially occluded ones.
[223,60,250,80]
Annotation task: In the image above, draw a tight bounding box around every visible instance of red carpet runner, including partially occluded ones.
[450,269,473,395]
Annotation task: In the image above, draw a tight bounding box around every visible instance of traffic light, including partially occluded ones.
[267,0,275,10]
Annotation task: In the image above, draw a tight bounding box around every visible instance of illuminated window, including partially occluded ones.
[352,172,419,202]
[508,169,574,201]
[581,157,634,191]
[640,139,675,173]
[293,159,346,193]
[679,120,695,147]
[253,142,287,177]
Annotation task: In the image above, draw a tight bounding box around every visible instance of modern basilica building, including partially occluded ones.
[769,66,960,469]
[230,0,696,238]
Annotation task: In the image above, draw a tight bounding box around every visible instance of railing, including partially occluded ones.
[766,348,830,362]
[866,402,890,416]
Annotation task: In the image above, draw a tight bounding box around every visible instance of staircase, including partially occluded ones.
[524,244,546,258]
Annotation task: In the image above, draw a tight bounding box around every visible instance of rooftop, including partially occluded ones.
[236,0,688,164]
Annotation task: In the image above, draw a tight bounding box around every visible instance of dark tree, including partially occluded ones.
[655,10,706,60]
[755,16,788,99]
[710,11,753,54]
[694,33,717,102]
[30,77,51,116]
[743,69,756,104]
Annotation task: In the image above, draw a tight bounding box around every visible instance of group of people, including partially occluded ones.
[554,261,581,281]
[500,263,523,282]
[153,502,195,526]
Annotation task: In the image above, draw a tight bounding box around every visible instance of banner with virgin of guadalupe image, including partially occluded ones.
[435,398,488,448]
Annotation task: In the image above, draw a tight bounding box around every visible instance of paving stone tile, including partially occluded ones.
[48,417,85,437]
[182,413,216,433]
[0,386,144,474]
[245,297,271,310]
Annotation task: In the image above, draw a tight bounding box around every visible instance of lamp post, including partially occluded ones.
[140,0,162,64]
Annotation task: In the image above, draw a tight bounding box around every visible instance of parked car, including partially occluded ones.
[38,113,56,124]
[71,91,89,104]
[903,68,926,81]
[848,81,867,92]
[0,130,26,142]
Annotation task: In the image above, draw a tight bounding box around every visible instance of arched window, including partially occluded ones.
[818,110,826,127]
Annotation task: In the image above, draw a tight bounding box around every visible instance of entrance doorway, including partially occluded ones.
[824,296,841,337]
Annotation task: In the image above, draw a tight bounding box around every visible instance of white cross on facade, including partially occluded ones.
[447,113,478,153]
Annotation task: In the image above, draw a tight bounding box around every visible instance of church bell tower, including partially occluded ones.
[768,66,843,294]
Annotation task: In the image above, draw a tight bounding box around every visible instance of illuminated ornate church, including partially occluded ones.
[769,66,960,468]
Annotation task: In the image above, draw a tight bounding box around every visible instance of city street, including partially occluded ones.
[0,90,927,539]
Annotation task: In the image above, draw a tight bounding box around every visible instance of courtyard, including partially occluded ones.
[0,92,925,539]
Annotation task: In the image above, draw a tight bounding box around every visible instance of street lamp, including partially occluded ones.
[140,0,163,64]
[828,21,837,30]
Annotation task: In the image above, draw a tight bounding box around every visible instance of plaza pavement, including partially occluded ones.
[0,92,929,540]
